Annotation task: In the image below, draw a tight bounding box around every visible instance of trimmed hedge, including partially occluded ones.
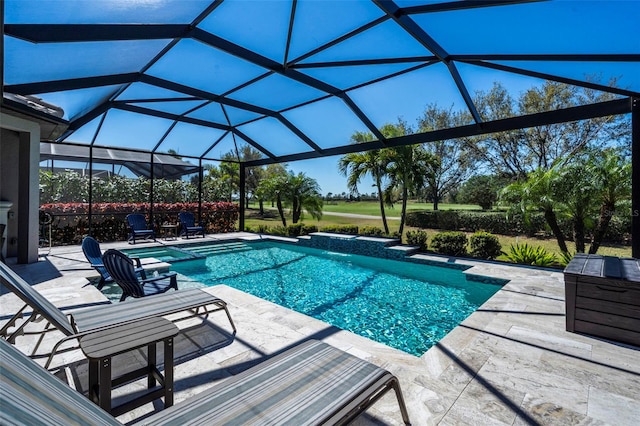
[359,226,385,237]
[40,202,238,245]
[405,210,631,243]
[320,225,359,234]
[431,231,468,256]
[405,229,428,251]
[469,231,502,260]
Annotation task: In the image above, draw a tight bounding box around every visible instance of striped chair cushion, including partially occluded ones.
[0,339,119,426]
[70,288,229,332]
[142,339,395,426]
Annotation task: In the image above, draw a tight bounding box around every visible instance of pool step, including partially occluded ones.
[183,242,251,257]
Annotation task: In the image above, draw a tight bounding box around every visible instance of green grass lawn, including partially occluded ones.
[247,200,482,218]
[320,200,482,217]
[243,202,632,261]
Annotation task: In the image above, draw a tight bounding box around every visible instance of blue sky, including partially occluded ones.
[6,0,640,196]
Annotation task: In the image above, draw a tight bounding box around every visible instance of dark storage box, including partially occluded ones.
[564,254,640,347]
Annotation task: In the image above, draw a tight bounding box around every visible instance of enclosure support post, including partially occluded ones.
[88,145,93,234]
[149,153,154,226]
[632,98,639,259]
[239,163,245,231]
[198,158,203,223]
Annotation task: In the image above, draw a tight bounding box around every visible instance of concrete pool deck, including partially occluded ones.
[1,233,638,425]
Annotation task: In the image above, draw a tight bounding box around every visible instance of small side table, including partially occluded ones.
[160,224,179,240]
[79,317,179,416]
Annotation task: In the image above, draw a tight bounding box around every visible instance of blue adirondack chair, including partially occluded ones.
[82,236,146,289]
[126,213,156,244]
[178,212,205,239]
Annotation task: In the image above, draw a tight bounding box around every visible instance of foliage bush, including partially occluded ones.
[405,230,428,251]
[39,202,238,245]
[301,224,318,235]
[319,225,359,235]
[359,226,384,237]
[469,231,502,260]
[430,231,468,256]
[505,243,557,267]
[405,209,631,243]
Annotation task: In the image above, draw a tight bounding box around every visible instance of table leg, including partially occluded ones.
[148,342,157,388]
[99,357,112,413]
[164,336,174,408]
[88,359,99,404]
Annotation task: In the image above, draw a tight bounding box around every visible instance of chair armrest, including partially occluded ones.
[142,271,177,285]
[131,256,143,268]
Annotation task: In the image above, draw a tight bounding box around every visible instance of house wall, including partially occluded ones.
[0,113,40,263]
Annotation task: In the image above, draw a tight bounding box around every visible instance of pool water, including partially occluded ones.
[171,241,504,356]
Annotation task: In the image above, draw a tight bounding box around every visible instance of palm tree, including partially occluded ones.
[338,131,391,234]
[339,147,390,234]
[500,167,569,253]
[256,171,289,226]
[286,172,323,224]
[587,149,632,254]
[384,144,437,235]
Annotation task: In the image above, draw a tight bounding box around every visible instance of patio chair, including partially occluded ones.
[0,338,411,425]
[102,249,178,301]
[178,212,205,239]
[81,236,147,289]
[0,261,236,369]
[126,213,156,244]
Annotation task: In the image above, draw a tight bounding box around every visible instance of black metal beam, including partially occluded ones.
[374,0,483,124]
[288,15,390,65]
[461,59,640,98]
[245,97,632,167]
[402,0,544,15]
[112,102,231,131]
[4,24,190,43]
[283,0,297,68]
[4,73,140,95]
[291,56,436,69]
[191,28,386,141]
[632,97,639,258]
[452,54,640,62]
[112,102,276,159]
[239,163,246,231]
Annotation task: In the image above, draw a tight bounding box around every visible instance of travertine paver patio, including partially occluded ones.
[1,233,638,425]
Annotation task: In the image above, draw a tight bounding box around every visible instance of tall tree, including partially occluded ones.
[418,104,473,210]
[466,80,628,179]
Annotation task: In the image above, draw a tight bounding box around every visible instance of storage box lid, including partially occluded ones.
[564,254,640,283]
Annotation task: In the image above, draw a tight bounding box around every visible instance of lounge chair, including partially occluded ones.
[126,213,156,244]
[102,249,178,301]
[178,212,205,239]
[0,338,411,425]
[0,262,236,369]
[82,236,147,289]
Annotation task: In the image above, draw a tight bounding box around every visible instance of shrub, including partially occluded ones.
[286,223,303,236]
[505,243,557,267]
[405,230,428,251]
[267,226,288,236]
[430,231,468,256]
[469,231,502,260]
[301,224,318,235]
[320,225,359,234]
[359,226,384,237]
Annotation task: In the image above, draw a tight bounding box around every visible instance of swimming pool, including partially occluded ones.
[170,241,504,356]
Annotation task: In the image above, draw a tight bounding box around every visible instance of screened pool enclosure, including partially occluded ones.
[1,0,639,261]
